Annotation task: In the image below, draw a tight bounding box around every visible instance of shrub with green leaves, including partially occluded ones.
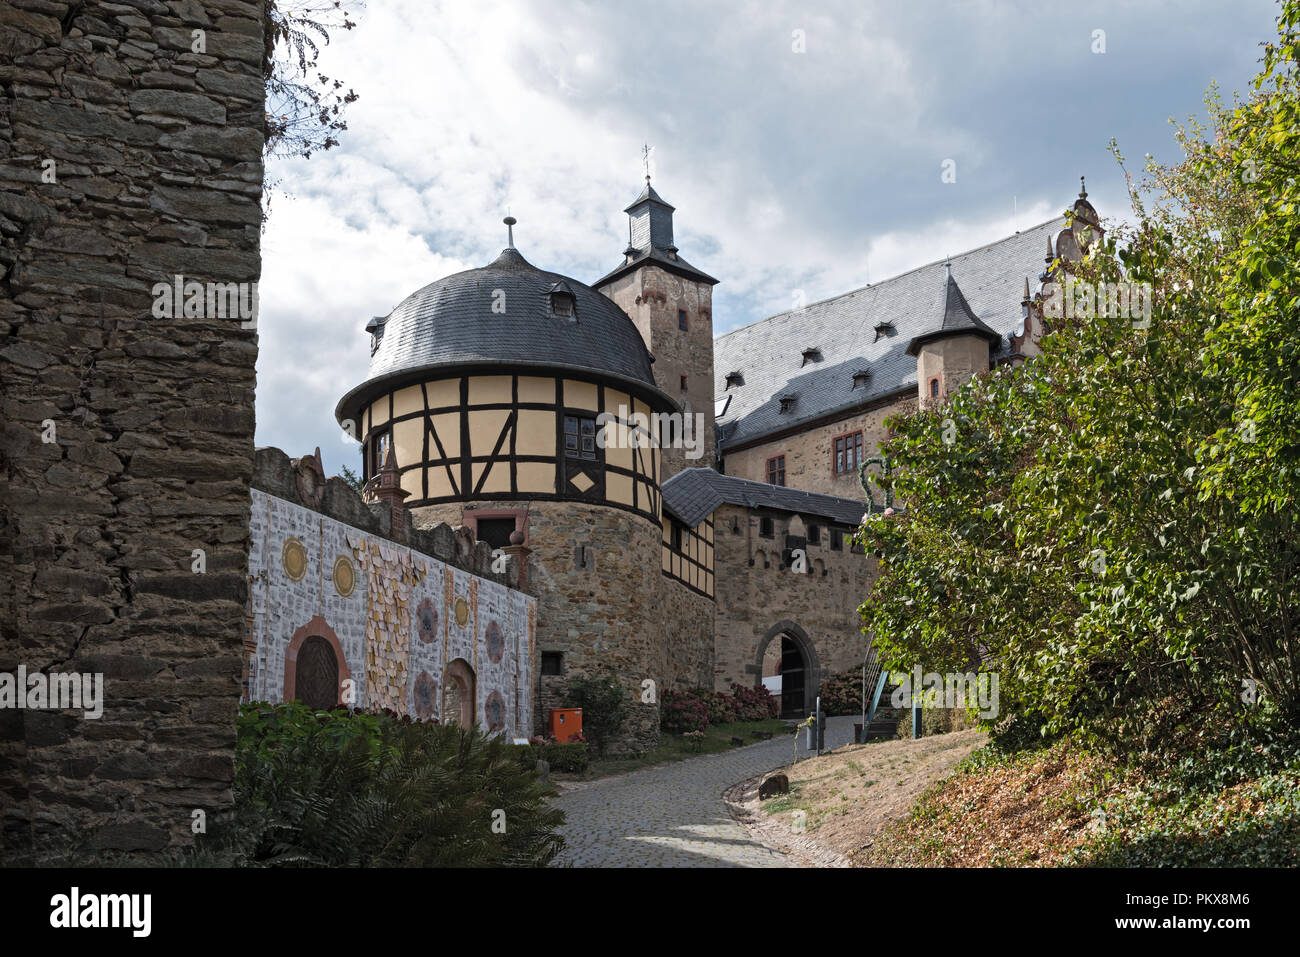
[564,673,629,755]
[859,0,1300,762]
[190,703,564,867]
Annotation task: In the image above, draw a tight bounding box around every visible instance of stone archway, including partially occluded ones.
[443,658,476,727]
[751,620,821,717]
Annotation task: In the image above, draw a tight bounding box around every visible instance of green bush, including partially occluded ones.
[189,702,565,867]
[860,5,1300,758]
[516,740,590,773]
[565,673,629,755]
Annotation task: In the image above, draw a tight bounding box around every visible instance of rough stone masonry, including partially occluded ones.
[0,0,265,860]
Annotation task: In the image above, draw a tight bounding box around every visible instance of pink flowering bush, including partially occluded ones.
[660,688,710,734]
[660,684,778,733]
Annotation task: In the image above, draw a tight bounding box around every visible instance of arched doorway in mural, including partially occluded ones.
[295,636,339,710]
[284,615,351,710]
[753,620,821,718]
[443,658,476,727]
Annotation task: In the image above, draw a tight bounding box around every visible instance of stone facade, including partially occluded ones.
[246,449,535,738]
[916,334,992,407]
[712,504,876,707]
[720,394,914,499]
[413,498,705,752]
[599,263,717,478]
[1,0,265,859]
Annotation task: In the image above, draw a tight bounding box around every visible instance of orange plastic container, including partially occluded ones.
[549,708,583,742]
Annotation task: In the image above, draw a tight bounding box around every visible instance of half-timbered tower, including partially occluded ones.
[335,224,709,749]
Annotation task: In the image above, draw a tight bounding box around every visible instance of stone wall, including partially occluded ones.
[712,503,877,706]
[414,498,670,753]
[599,264,716,478]
[248,449,535,738]
[916,334,991,407]
[721,394,914,500]
[1,0,265,860]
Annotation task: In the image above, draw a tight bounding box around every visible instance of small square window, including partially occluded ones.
[541,652,563,676]
[678,309,688,331]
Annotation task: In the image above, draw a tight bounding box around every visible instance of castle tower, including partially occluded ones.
[906,262,1002,407]
[595,176,719,478]
[337,219,682,751]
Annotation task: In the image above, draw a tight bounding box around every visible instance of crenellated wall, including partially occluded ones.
[247,448,536,738]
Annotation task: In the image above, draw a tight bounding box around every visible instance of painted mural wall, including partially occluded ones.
[245,488,536,738]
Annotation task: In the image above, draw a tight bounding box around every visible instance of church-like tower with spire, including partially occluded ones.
[595,175,719,478]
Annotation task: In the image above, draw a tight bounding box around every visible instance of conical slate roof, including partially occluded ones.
[905,270,1002,356]
[336,244,673,428]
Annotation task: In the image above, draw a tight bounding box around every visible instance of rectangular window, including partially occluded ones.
[759,516,774,538]
[475,518,516,550]
[929,377,941,398]
[541,652,563,676]
[680,374,688,391]
[833,431,864,474]
[671,521,683,552]
[766,455,786,486]
[830,528,843,551]
[564,414,597,461]
[370,428,392,476]
[808,524,821,545]
[678,309,688,331]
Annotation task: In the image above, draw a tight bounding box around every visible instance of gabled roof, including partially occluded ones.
[714,217,1064,450]
[662,467,868,529]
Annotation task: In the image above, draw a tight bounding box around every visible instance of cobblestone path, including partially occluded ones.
[551,716,858,867]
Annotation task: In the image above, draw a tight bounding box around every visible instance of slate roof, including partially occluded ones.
[713,217,1064,450]
[337,247,674,426]
[906,271,1002,356]
[662,467,868,529]
[594,245,719,288]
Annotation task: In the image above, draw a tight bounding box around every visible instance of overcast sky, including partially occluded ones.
[255,0,1281,471]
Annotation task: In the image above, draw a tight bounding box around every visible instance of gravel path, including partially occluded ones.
[551,716,859,867]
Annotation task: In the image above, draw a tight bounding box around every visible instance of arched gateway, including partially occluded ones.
[752,620,821,718]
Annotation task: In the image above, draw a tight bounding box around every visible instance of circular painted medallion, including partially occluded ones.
[485,620,505,664]
[332,555,356,597]
[281,538,308,581]
[484,690,506,732]
[453,595,470,629]
[414,670,437,720]
[416,597,439,644]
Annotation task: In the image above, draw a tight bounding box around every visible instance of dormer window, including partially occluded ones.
[548,281,576,320]
[725,371,744,390]
[873,321,895,341]
[852,369,871,389]
[778,393,797,414]
[365,316,387,356]
[801,347,822,366]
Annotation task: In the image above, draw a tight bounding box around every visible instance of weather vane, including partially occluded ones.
[641,143,653,182]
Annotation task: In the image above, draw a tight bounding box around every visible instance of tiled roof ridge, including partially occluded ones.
[714,215,1062,341]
